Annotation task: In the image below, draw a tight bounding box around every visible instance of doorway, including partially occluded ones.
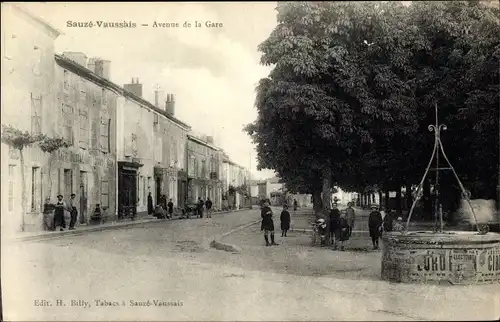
[155,177,162,205]
[79,171,87,224]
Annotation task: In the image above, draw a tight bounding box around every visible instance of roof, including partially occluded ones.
[54,54,191,130]
[187,134,219,151]
[9,4,63,38]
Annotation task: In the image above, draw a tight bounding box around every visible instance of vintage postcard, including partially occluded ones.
[1,1,499,321]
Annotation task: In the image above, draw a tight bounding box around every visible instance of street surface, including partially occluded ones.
[2,208,499,321]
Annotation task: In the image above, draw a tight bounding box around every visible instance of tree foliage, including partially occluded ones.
[245,1,499,211]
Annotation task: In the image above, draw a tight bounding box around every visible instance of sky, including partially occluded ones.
[24,2,278,180]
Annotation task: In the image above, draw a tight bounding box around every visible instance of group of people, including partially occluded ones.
[315,202,356,251]
[42,194,79,231]
[148,192,175,219]
[196,197,213,218]
[368,205,405,250]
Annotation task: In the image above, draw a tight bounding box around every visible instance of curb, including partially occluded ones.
[209,219,261,253]
[9,208,255,243]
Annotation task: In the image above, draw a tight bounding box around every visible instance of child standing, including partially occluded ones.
[280,204,291,237]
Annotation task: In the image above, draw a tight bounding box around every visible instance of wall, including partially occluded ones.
[1,4,60,233]
[53,61,118,222]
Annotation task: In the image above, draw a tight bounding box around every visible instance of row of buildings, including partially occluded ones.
[1,4,250,233]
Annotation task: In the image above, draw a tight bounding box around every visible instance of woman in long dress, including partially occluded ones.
[53,194,67,231]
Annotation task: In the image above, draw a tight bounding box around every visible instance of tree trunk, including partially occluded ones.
[19,149,26,232]
[322,168,332,214]
[396,185,402,216]
[312,189,322,215]
[384,189,390,211]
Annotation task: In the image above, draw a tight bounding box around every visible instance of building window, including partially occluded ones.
[63,70,69,91]
[201,160,207,178]
[31,93,42,135]
[100,118,110,153]
[101,88,107,106]
[62,104,74,144]
[79,109,89,149]
[8,165,15,211]
[101,180,109,208]
[64,169,72,198]
[31,167,41,212]
[153,114,159,131]
[189,156,195,177]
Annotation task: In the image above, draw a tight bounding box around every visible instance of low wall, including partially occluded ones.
[381,231,500,285]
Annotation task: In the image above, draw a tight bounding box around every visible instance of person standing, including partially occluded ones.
[346,202,356,237]
[293,199,298,211]
[68,193,78,230]
[198,197,204,218]
[383,209,393,232]
[167,198,174,219]
[42,197,56,231]
[338,212,350,251]
[53,194,67,231]
[280,204,291,237]
[329,206,341,249]
[205,197,213,218]
[394,217,405,231]
[261,199,278,246]
[368,205,383,250]
[147,192,154,215]
[316,218,328,246]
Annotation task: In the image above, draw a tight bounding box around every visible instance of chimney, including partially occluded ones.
[124,78,143,97]
[165,93,175,116]
[92,58,111,79]
[62,51,88,66]
[206,136,214,144]
[87,57,96,72]
[154,88,165,108]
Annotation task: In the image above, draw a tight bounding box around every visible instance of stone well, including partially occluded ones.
[381,231,500,284]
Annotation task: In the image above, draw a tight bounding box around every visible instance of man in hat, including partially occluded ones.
[261,199,278,246]
[53,194,67,231]
[346,202,356,237]
[368,205,383,250]
[68,193,78,230]
[316,218,328,246]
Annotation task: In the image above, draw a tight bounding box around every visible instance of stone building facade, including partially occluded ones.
[187,135,222,209]
[1,4,62,233]
[53,54,118,223]
[116,82,190,217]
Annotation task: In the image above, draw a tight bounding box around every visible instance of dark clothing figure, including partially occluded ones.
[261,205,277,246]
[383,211,393,232]
[198,199,204,218]
[293,200,298,211]
[167,201,174,217]
[368,211,383,249]
[205,199,212,210]
[280,209,291,236]
[338,217,350,242]
[69,206,78,229]
[43,201,56,231]
[54,201,66,231]
[329,208,341,244]
[147,193,154,215]
[162,195,167,210]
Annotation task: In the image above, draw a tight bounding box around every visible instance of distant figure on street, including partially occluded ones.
[147,192,154,215]
[53,194,68,231]
[293,199,298,211]
[69,193,78,230]
[346,202,356,237]
[43,197,56,231]
[167,199,174,219]
[329,206,341,249]
[394,217,405,231]
[338,211,350,251]
[383,209,393,232]
[280,204,291,237]
[205,198,213,218]
[316,218,328,246]
[197,197,204,218]
[261,199,278,246]
[368,205,383,250]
